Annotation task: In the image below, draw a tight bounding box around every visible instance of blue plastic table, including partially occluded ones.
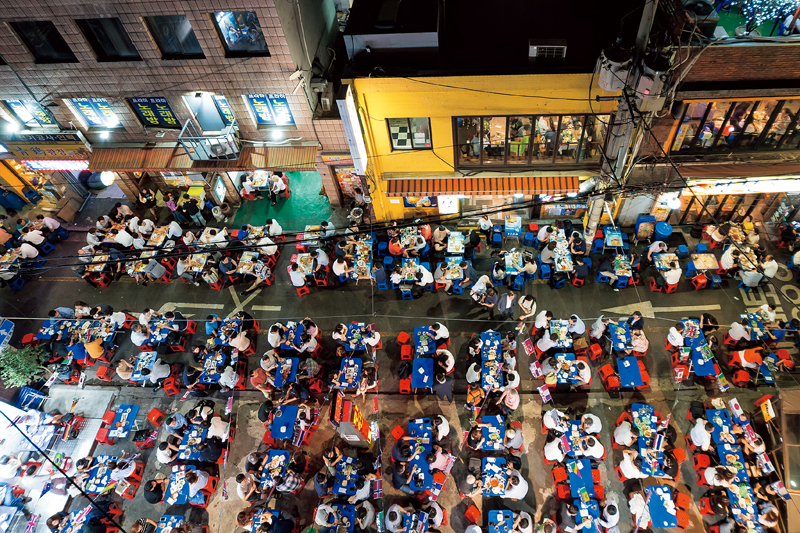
[555,353,580,384]
[645,486,678,528]
[563,420,588,458]
[332,505,356,533]
[408,418,433,491]
[271,405,299,439]
[638,440,665,477]
[146,318,174,344]
[480,415,506,451]
[198,351,227,384]
[549,320,572,349]
[252,509,280,531]
[84,455,117,496]
[566,458,594,498]
[718,443,749,483]
[273,357,299,388]
[165,465,205,505]
[279,323,304,351]
[344,322,368,351]
[681,319,716,377]
[741,312,769,340]
[107,404,139,439]
[414,326,436,355]
[131,351,158,382]
[177,425,208,461]
[156,516,184,533]
[726,484,764,532]
[481,358,503,390]
[213,316,243,347]
[488,510,513,533]
[333,456,358,495]
[480,331,502,361]
[573,499,602,533]
[617,356,643,388]
[706,409,733,444]
[334,358,362,389]
[412,358,434,389]
[259,450,291,488]
[482,456,507,496]
[609,322,633,351]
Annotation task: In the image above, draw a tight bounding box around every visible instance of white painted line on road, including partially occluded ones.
[227,286,263,317]
[251,305,282,311]
[602,300,721,318]
[158,302,225,313]
[653,304,721,313]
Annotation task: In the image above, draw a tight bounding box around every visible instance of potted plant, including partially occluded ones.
[0,345,47,388]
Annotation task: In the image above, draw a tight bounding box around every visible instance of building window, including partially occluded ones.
[128,97,181,129]
[388,118,431,150]
[75,18,141,62]
[144,15,205,60]
[9,21,78,64]
[454,114,607,167]
[1,100,59,128]
[671,99,800,154]
[212,12,270,58]
[65,98,123,130]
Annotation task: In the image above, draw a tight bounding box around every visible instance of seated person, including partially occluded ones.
[613,420,639,447]
[618,449,648,479]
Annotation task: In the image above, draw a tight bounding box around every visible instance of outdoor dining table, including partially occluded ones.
[645,486,678,528]
[480,415,505,451]
[554,353,580,385]
[198,351,227,384]
[565,458,594,499]
[331,505,356,533]
[333,456,358,495]
[504,250,524,274]
[279,322,304,351]
[480,331,502,360]
[352,238,372,279]
[107,404,139,439]
[214,316,243,346]
[178,425,208,461]
[296,253,313,275]
[609,322,633,351]
[488,510,513,533]
[399,227,419,248]
[344,322,368,351]
[271,405,299,439]
[481,358,503,390]
[145,317,174,345]
[563,420,589,458]
[147,226,169,247]
[573,500,602,533]
[186,253,208,273]
[482,456,507,496]
[706,409,736,444]
[741,312,769,340]
[444,256,463,279]
[165,465,205,505]
[446,233,465,254]
[549,319,572,348]
[273,357,299,388]
[333,358,362,389]
[252,510,280,531]
[412,358,434,389]
[727,484,764,532]
[718,443,749,482]
[87,254,109,273]
[400,257,420,281]
[155,515,183,533]
[553,230,573,273]
[616,356,643,388]
[236,251,259,275]
[84,455,117,496]
[681,319,716,377]
[402,512,428,533]
[414,325,436,355]
[692,253,719,271]
[131,351,158,382]
[301,225,322,248]
[259,450,291,489]
[408,418,433,491]
[653,252,679,270]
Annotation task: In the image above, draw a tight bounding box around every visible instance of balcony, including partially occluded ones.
[178,117,241,161]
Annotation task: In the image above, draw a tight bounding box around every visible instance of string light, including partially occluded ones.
[731,0,797,26]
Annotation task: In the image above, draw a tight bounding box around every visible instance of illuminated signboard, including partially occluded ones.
[22,159,89,171]
[213,176,226,203]
[213,95,235,126]
[129,97,180,129]
[3,100,57,128]
[0,132,90,160]
[67,98,122,129]
[337,87,367,175]
[244,94,295,126]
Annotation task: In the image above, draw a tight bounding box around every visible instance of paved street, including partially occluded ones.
[2,220,797,533]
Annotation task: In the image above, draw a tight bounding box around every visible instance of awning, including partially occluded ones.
[88,145,317,173]
[385,176,579,196]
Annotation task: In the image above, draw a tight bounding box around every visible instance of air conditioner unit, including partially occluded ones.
[310,78,329,93]
[321,98,332,112]
[528,39,567,64]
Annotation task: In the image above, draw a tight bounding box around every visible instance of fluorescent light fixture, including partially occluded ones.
[567,192,578,198]
[514,193,524,198]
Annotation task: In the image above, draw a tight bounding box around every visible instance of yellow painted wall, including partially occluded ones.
[350,74,620,220]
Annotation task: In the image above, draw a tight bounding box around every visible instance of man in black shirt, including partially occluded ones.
[572,257,590,281]
[143,479,168,504]
[197,437,224,463]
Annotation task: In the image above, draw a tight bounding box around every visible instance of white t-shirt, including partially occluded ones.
[690,419,712,450]
[667,327,684,347]
[544,439,564,462]
[620,451,647,480]
[614,421,634,446]
[258,237,277,256]
[435,415,450,440]
[315,504,337,527]
[762,260,778,278]
[417,265,434,285]
[502,471,528,500]
[729,322,750,341]
[237,476,254,500]
[582,414,602,434]
[516,512,533,533]
[629,493,651,528]
[268,222,283,236]
[156,446,176,464]
[386,505,404,533]
[664,268,682,285]
[433,322,449,339]
[759,304,776,322]
[534,311,550,329]
[582,438,604,460]
[167,221,183,238]
[332,261,348,276]
[720,249,737,270]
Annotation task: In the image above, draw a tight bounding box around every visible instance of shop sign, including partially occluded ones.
[129,97,180,128]
[321,154,354,165]
[683,178,800,196]
[403,196,438,208]
[337,87,367,175]
[68,98,122,128]
[244,94,295,126]
[0,132,90,160]
[22,160,89,171]
[213,95,235,126]
[334,167,360,197]
[4,100,57,127]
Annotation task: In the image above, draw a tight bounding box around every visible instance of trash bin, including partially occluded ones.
[0,188,26,211]
[211,206,225,222]
[654,221,673,242]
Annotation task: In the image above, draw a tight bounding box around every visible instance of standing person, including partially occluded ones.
[139,188,159,221]
[496,291,516,321]
[479,215,493,243]
[165,192,188,224]
[267,173,286,206]
[181,197,206,226]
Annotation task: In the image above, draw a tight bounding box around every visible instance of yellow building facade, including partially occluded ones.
[348,73,620,222]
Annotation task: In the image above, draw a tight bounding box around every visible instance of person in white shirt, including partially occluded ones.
[266,219,282,237]
[537,225,553,243]
[536,333,558,353]
[109,460,136,482]
[143,358,171,388]
[761,255,778,278]
[22,228,45,245]
[543,408,568,433]
[513,512,533,533]
[130,324,148,346]
[315,504,338,528]
[690,418,714,451]
[432,414,450,440]
[740,269,763,287]
[132,233,146,250]
[186,469,210,497]
[544,437,564,462]
[257,236,277,256]
[385,505,406,533]
[505,427,523,451]
[167,221,183,239]
[17,243,39,259]
[576,361,591,385]
[667,323,685,349]
[138,218,155,234]
[501,470,528,501]
[581,413,602,434]
[108,311,127,328]
[268,175,286,206]
[38,215,60,232]
[567,314,585,337]
[534,310,553,330]
[613,421,638,447]
[618,449,648,479]
[590,316,613,340]
[332,258,352,277]
[289,264,307,287]
[729,319,752,341]
[646,241,667,263]
[720,248,740,273]
[466,362,481,384]
[87,230,103,247]
[435,349,455,373]
[111,229,134,248]
[431,322,449,340]
[127,216,140,234]
[208,229,228,249]
[267,324,284,348]
[759,304,776,324]
[663,262,682,285]
[321,221,336,239]
[156,442,178,464]
[580,436,605,460]
[415,265,434,286]
[218,366,239,391]
[598,499,620,529]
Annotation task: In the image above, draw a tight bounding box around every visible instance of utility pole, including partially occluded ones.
[584,0,660,240]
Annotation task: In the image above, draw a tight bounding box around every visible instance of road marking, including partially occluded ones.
[228,286,263,317]
[251,305,282,312]
[601,301,721,318]
[157,302,225,314]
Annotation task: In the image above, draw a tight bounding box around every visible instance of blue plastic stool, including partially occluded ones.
[583,257,592,270]
[377,241,388,257]
[391,282,400,290]
[525,271,536,282]
[539,264,551,280]
[737,281,751,294]
[787,258,800,272]
[533,237,541,249]
[512,275,525,291]
[452,283,464,295]
[9,277,25,291]
[551,276,566,289]
[491,272,505,286]
[421,262,430,272]
[685,262,698,277]
[523,232,535,247]
[400,289,414,300]
[677,244,689,259]
[383,255,394,269]
[57,227,69,239]
[597,272,610,284]
[708,274,722,289]
[425,283,434,292]
[693,243,708,254]
[39,242,56,255]
[32,259,46,268]
[591,239,604,254]
[615,277,629,289]
[377,279,389,290]
[491,233,503,249]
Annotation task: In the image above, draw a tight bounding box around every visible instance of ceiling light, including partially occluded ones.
[269,130,284,141]
[100,172,115,186]
[514,193,524,198]
[99,131,110,139]
[667,197,682,209]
